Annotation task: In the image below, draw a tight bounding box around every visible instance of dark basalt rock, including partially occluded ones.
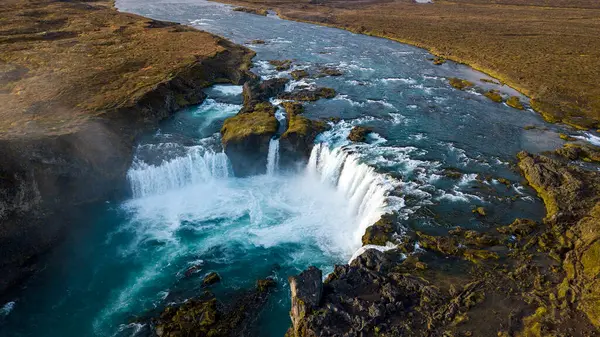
[317,67,343,77]
[269,59,293,71]
[362,214,396,245]
[288,267,323,336]
[347,126,372,142]
[291,69,309,80]
[222,77,293,176]
[152,278,277,337]
[241,77,289,113]
[279,108,330,166]
[202,272,221,286]
[220,102,279,177]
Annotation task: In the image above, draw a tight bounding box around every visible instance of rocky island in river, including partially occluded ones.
[1,0,600,336]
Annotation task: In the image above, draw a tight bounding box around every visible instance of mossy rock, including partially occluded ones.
[282,101,304,116]
[269,59,293,71]
[433,56,446,65]
[233,7,268,16]
[559,133,577,141]
[318,67,343,77]
[472,206,486,216]
[291,69,309,80]
[497,218,537,237]
[443,169,463,179]
[203,272,221,286]
[497,178,511,187]
[506,96,524,110]
[524,125,536,130]
[484,90,503,103]
[416,228,498,263]
[250,39,266,45]
[257,278,276,292]
[362,215,396,246]
[348,126,372,142]
[448,77,474,90]
[221,108,278,144]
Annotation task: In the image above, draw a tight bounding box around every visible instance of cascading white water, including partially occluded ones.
[307,143,400,248]
[127,146,232,198]
[266,138,280,175]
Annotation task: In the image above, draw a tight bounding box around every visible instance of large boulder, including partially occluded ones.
[347,126,372,142]
[221,102,279,176]
[288,267,323,337]
[241,78,289,113]
[279,107,330,167]
[152,278,277,337]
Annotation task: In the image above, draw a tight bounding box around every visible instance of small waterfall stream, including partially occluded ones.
[266,138,280,175]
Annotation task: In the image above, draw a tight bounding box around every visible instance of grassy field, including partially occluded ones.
[0,0,249,139]
[213,0,600,129]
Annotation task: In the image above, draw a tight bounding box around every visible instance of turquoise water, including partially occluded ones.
[0,1,583,336]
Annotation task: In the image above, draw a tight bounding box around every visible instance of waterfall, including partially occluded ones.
[266,138,280,175]
[307,143,399,247]
[127,146,232,198]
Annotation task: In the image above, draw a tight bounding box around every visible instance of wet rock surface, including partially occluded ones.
[279,104,330,166]
[150,277,277,337]
[347,126,373,142]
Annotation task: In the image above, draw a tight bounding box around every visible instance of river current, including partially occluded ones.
[0,0,581,336]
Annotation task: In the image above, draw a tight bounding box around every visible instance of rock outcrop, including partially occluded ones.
[0,0,254,296]
[221,77,294,176]
[518,151,600,327]
[279,106,330,167]
[347,126,372,142]
[221,102,279,176]
[286,148,600,336]
[152,278,277,337]
[241,77,289,113]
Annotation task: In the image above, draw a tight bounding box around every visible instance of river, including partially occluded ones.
[0,0,575,336]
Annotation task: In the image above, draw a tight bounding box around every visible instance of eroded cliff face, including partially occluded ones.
[286,148,600,337]
[0,0,254,296]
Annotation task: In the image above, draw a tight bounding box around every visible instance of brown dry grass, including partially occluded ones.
[213,0,600,129]
[0,0,236,138]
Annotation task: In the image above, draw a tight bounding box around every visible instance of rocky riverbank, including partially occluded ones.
[211,0,600,130]
[0,0,254,296]
[286,145,600,336]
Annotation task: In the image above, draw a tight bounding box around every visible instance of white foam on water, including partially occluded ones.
[575,132,600,146]
[189,18,215,26]
[338,61,374,72]
[0,301,15,317]
[366,99,398,111]
[192,99,241,128]
[377,77,417,85]
[210,85,243,96]
[389,112,407,124]
[458,173,479,186]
